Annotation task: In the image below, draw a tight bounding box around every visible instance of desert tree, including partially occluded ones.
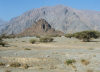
[73,30,100,42]
[65,33,73,38]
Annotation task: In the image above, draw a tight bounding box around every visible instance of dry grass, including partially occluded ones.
[1,37,100,72]
[22,64,29,69]
[87,69,93,72]
[10,62,21,67]
[5,70,11,72]
[0,62,5,66]
[81,59,90,65]
[24,48,31,50]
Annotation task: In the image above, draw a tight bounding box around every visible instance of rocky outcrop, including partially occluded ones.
[19,19,64,36]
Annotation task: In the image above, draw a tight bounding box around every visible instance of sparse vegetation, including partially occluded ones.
[22,64,29,69]
[24,48,31,50]
[22,41,25,42]
[0,37,6,47]
[73,31,100,42]
[7,34,16,39]
[40,37,54,42]
[87,69,93,72]
[65,59,76,65]
[0,34,16,39]
[30,39,36,44]
[81,59,90,65]
[0,32,100,71]
[65,30,100,42]
[35,35,41,38]
[5,70,11,72]
[65,33,73,38]
[0,62,5,66]
[10,62,21,67]
[48,34,61,37]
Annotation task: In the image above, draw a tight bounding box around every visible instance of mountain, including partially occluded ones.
[0,19,7,34]
[18,19,64,37]
[1,5,100,35]
[0,19,6,25]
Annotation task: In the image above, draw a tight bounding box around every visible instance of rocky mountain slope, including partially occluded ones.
[0,19,7,34]
[0,19,6,25]
[19,19,64,36]
[1,5,100,35]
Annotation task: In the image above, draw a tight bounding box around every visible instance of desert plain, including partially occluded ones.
[0,37,100,72]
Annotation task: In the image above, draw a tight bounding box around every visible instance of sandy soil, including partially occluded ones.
[0,37,100,72]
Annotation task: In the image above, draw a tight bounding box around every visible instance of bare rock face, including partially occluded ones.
[19,19,64,36]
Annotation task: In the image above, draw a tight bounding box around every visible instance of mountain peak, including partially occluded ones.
[18,19,64,36]
[1,5,100,35]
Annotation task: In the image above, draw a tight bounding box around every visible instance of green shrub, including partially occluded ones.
[30,39,36,44]
[10,62,21,67]
[40,37,54,42]
[65,33,73,38]
[0,62,5,66]
[65,59,76,65]
[73,30,100,42]
[24,48,31,50]
[0,37,6,47]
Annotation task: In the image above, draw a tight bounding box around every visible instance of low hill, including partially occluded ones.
[18,19,64,37]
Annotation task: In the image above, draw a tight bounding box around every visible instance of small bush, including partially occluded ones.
[65,33,73,38]
[5,70,11,72]
[81,59,90,65]
[35,35,41,38]
[0,37,6,47]
[87,69,93,72]
[0,62,5,66]
[10,62,21,67]
[30,39,36,44]
[0,42,6,47]
[22,41,25,42]
[23,64,29,69]
[24,48,31,50]
[40,37,54,42]
[65,59,76,65]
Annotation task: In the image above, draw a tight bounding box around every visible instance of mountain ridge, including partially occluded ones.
[1,5,100,35]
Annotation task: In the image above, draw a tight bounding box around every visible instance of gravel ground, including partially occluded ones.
[0,37,100,72]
